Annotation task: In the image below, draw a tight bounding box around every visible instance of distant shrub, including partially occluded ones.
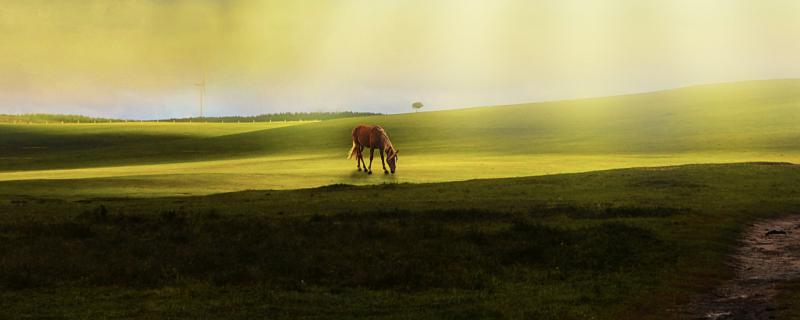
[166,111,381,123]
[0,111,380,124]
[0,114,120,123]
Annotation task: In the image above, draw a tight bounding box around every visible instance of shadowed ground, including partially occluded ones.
[2,163,800,319]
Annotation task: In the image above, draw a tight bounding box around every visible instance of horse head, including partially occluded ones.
[387,149,399,174]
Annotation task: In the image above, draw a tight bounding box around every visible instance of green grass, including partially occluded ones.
[2,163,800,319]
[0,79,798,197]
[1,79,800,318]
[0,121,305,151]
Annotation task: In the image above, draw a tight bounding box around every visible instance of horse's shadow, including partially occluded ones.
[347,170,398,181]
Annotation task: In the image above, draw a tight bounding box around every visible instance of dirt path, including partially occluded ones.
[682,215,800,319]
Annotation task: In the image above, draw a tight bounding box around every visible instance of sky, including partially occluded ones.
[1,0,799,119]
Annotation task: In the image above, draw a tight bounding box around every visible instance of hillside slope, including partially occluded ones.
[0,79,798,196]
[205,79,800,155]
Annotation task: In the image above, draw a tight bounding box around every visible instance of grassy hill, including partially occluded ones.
[0,79,798,197]
[2,163,800,319]
[2,80,800,318]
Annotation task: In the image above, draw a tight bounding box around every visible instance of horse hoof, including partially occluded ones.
[357,168,361,171]
[384,170,388,174]
[368,171,372,175]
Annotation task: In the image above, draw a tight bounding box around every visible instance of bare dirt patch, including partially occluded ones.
[682,215,800,319]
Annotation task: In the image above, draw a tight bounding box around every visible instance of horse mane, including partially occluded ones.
[379,128,396,156]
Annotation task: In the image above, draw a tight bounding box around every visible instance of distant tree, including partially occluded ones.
[412,102,424,113]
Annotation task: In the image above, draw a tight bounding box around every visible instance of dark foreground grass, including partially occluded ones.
[2,163,800,319]
[1,209,671,291]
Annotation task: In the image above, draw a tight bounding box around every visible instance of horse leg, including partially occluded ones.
[368,148,375,174]
[358,146,367,172]
[356,146,363,171]
[380,149,388,174]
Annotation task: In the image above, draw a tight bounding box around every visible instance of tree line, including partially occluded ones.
[0,112,382,124]
[166,111,381,123]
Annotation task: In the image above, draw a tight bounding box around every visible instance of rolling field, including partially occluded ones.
[0,79,798,197]
[2,163,800,319]
[2,79,800,319]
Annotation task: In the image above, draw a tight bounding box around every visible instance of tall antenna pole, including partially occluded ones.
[195,76,206,119]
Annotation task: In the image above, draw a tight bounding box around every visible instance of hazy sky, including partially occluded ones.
[1,0,799,118]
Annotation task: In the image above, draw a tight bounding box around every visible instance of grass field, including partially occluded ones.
[2,163,800,319]
[1,79,800,318]
[0,79,798,197]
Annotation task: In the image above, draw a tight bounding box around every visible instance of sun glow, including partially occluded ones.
[0,0,798,118]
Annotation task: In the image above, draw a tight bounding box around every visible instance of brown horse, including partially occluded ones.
[347,125,399,174]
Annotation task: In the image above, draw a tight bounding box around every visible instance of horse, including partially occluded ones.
[347,124,399,174]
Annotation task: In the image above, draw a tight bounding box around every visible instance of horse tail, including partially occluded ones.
[347,141,357,159]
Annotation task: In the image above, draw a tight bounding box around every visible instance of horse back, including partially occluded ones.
[352,124,383,148]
